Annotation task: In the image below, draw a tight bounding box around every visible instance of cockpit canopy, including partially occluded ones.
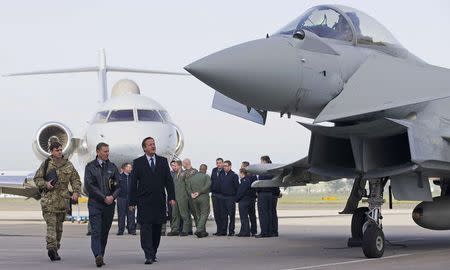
[274,5,403,49]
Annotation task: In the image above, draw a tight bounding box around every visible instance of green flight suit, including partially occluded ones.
[33,156,81,251]
[170,169,193,233]
[186,172,211,233]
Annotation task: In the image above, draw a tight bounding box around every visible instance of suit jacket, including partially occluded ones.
[211,167,224,194]
[129,154,175,224]
[118,172,130,199]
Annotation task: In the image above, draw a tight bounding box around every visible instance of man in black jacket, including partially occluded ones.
[210,158,225,235]
[84,142,121,267]
[219,160,239,236]
[129,137,176,265]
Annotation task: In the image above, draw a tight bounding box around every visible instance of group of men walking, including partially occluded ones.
[33,137,281,267]
[35,137,175,266]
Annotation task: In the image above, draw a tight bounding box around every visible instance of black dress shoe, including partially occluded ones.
[218,232,227,236]
[228,232,235,236]
[95,256,104,267]
[116,232,124,236]
[255,234,270,238]
[129,231,137,235]
[144,259,153,265]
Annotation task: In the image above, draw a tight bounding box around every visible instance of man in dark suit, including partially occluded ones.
[219,160,239,236]
[210,158,225,235]
[116,162,136,235]
[129,137,176,265]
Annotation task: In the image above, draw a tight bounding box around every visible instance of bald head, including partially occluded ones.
[182,158,192,170]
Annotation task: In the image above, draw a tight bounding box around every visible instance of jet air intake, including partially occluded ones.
[32,122,76,160]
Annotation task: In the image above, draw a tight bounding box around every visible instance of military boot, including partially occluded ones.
[54,250,61,261]
[48,249,57,261]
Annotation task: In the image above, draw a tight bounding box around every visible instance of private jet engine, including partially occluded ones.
[32,122,77,160]
[412,196,450,230]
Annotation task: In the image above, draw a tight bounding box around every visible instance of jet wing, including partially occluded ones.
[248,157,334,188]
[212,91,267,125]
[0,171,40,199]
[315,55,450,123]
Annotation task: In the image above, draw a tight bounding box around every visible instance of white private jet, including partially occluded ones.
[0,49,187,199]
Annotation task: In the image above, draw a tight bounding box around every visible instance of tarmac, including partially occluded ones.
[1,206,450,270]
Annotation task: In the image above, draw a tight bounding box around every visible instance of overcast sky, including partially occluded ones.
[1,0,449,172]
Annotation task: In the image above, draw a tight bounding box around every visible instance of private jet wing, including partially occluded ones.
[0,171,40,199]
[248,157,334,188]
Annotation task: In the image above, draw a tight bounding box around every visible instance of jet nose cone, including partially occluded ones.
[185,37,302,111]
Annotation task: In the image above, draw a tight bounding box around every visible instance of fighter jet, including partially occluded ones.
[186,5,450,258]
[0,49,186,203]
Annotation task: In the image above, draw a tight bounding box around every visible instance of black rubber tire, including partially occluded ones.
[351,207,369,239]
[362,223,385,258]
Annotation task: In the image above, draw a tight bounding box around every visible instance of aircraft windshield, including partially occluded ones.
[92,111,109,123]
[137,110,163,122]
[274,5,403,48]
[159,110,172,122]
[275,6,353,42]
[108,110,134,122]
[337,5,402,47]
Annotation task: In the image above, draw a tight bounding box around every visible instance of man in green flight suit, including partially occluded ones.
[167,160,192,236]
[186,164,211,238]
[33,141,82,261]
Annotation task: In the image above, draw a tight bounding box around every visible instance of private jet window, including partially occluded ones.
[159,111,172,122]
[137,110,163,122]
[92,111,109,123]
[107,110,134,122]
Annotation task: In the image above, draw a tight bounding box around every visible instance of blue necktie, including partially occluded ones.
[150,157,155,172]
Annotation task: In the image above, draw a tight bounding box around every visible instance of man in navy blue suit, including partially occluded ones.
[129,137,176,265]
[116,162,136,235]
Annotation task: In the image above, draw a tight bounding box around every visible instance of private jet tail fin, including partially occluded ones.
[3,48,189,102]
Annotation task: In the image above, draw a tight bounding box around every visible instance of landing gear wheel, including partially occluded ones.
[348,207,369,247]
[362,223,385,258]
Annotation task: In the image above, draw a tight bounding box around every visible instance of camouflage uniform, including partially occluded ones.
[186,172,211,233]
[33,156,81,251]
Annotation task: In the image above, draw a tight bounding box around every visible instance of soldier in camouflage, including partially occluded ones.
[33,141,82,261]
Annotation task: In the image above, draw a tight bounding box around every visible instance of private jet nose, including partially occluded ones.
[185,37,302,112]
